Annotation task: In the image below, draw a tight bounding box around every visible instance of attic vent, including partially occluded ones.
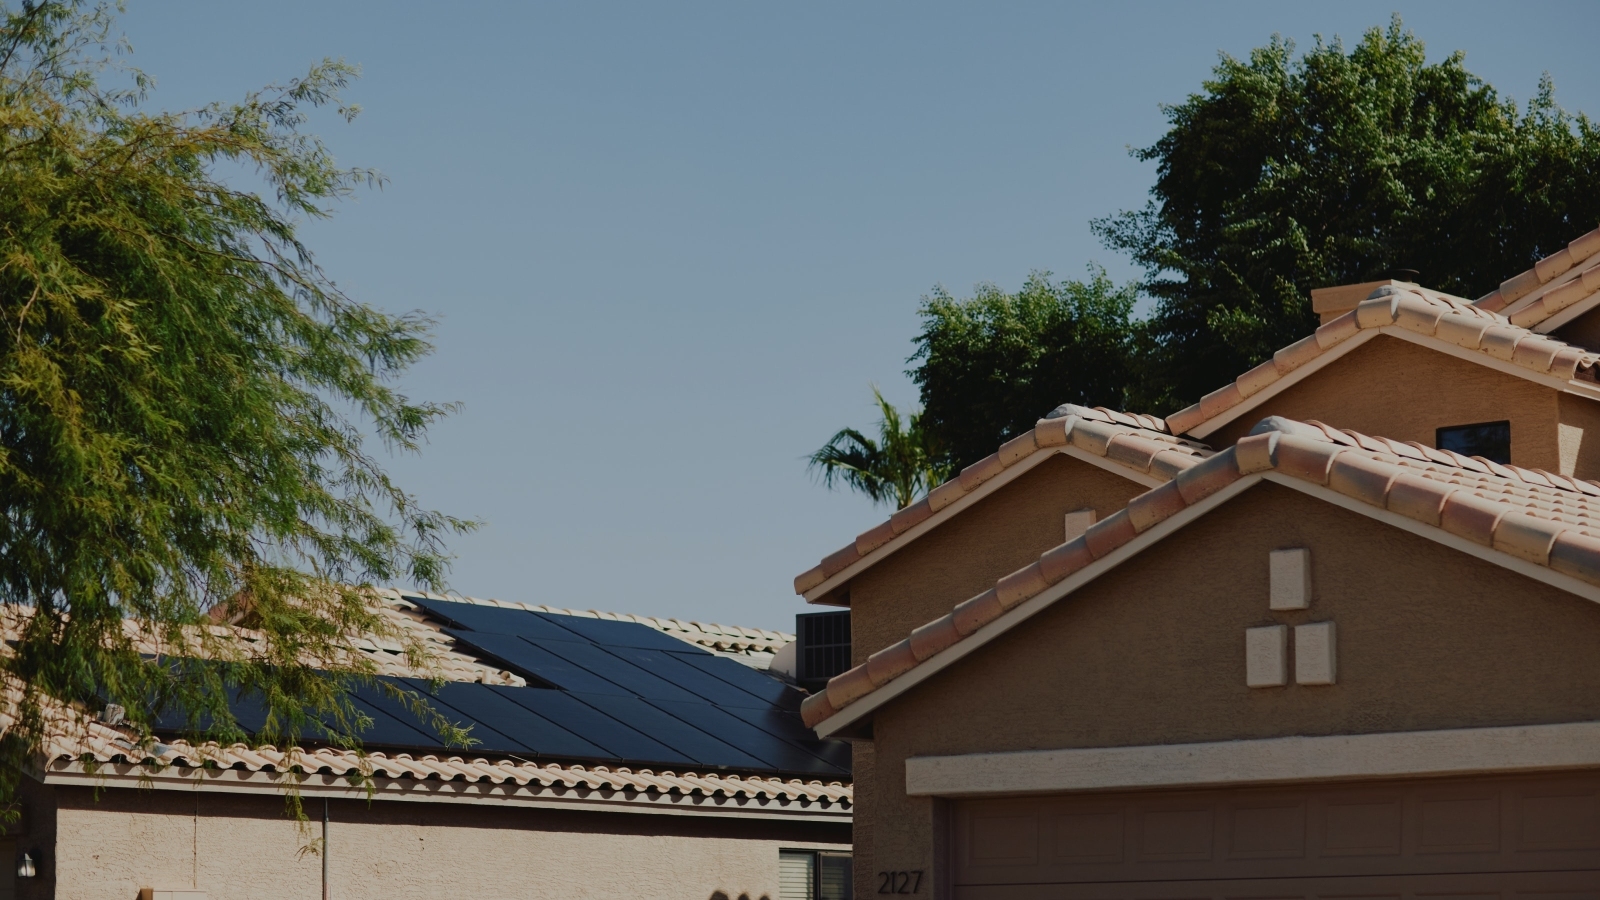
[796,610,851,691]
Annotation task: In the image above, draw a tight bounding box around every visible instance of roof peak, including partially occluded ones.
[802,417,1600,733]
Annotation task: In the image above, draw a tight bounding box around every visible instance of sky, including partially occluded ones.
[115,1,1600,632]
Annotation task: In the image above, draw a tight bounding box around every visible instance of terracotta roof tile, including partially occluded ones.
[1477,225,1600,322]
[801,418,1600,730]
[794,405,1213,598]
[1166,286,1600,438]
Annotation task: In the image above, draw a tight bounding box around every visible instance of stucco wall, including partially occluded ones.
[1202,336,1575,470]
[1553,304,1600,352]
[42,786,848,900]
[847,454,1145,667]
[854,481,1600,897]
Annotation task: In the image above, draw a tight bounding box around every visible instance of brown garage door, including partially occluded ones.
[952,770,1600,899]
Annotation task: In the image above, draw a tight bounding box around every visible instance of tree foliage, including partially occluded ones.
[0,1,473,812]
[908,268,1138,470]
[1095,17,1600,409]
[808,387,950,509]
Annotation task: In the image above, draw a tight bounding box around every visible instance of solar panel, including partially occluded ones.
[536,641,704,703]
[668,651,806,706]
[402,680,614,761]
[570,693,768,769]
[343,694,447,749]
[489,685,699,767]
[721,705,853,773]
[600,646,770,708]
[534,612,700,652]
[445,631,629,695]
[408,597,588,642]
[351,680,520,752]
[647,699,842,775]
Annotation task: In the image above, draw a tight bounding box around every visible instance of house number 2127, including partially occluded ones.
[877,870,923,894]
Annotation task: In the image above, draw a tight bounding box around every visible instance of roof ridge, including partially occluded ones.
[1164,285,1600,437]
[793,409,1213,596]
[1476,224,1600,321]
[801,418,1600,730]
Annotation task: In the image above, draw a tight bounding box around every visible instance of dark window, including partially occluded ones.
[780,849,853,900]
[796,610,851,690]
[1436,421,1511,464]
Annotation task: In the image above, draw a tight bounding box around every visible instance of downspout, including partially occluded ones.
[322,798,330,900]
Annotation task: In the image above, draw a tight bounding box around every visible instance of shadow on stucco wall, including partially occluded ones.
[709,892,771,900]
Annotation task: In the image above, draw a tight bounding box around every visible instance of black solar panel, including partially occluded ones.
[444,630,629,694]
[537,641,704,703]
[402,680,615,761]
[648,699,843,775]
[571,693,768,769]
[601,646,771,708]
[408,596,588,642]
[276,596,857,778]
[345,692,450,749]
[669,651,806,706]
[351,680,520,751]
[489,685,699,767]
[536,612,700,652]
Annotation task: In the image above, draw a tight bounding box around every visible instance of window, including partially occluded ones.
[796,611,851,691]
[779,850,852,900]
[1436,421,1511,464]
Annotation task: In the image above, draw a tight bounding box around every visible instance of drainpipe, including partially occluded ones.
[322,798,330,900]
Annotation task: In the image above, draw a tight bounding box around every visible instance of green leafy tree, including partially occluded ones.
[809,387,951,509]
[908,268,1139,470]
[0,1,474,814]
[1095,17,1600,410]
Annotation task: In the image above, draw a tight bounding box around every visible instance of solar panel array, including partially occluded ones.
[180,597,848,777]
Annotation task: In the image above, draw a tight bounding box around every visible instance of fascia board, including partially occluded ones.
[811,475,1264,738]
[39,762,853,822]
[1263,473,1600,607]
[803,446,1163,604]
[905,719,1600,797]
[1188,331,1378,439]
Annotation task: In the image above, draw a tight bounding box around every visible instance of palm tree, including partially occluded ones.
[808,387,953,509]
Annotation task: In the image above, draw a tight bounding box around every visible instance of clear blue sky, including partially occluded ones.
[118,2,1600,632]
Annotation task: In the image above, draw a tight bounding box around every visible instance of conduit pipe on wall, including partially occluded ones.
[322,799,330,900]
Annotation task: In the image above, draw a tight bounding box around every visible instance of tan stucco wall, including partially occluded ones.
[847,454,1145,667]
[854,481,1600,897]
[1553,304,1600,352]
[1203,335,1578,470]
[42,787,847,900]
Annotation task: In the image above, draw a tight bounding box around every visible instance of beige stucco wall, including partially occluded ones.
[1553,304,1600,352]
[1203,335,1583,471]
[853,481,1600,898]
[847,454,1145,667]
[36,786,847,900]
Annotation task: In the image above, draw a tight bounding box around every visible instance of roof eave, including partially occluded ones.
[38,759,854,823]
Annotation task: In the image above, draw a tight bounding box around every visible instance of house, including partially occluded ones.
[796,227,1600,897]
[4,590,852,900]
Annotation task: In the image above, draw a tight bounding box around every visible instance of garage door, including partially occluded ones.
[952,771,1600,899]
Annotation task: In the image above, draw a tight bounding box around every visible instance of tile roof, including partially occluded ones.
[1164,285,1600,438]
[23,697,850,819]
[1475,225,1600,330]
[382,589,792,666]
[801,417,1600,732]
[793,405,1213,600]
